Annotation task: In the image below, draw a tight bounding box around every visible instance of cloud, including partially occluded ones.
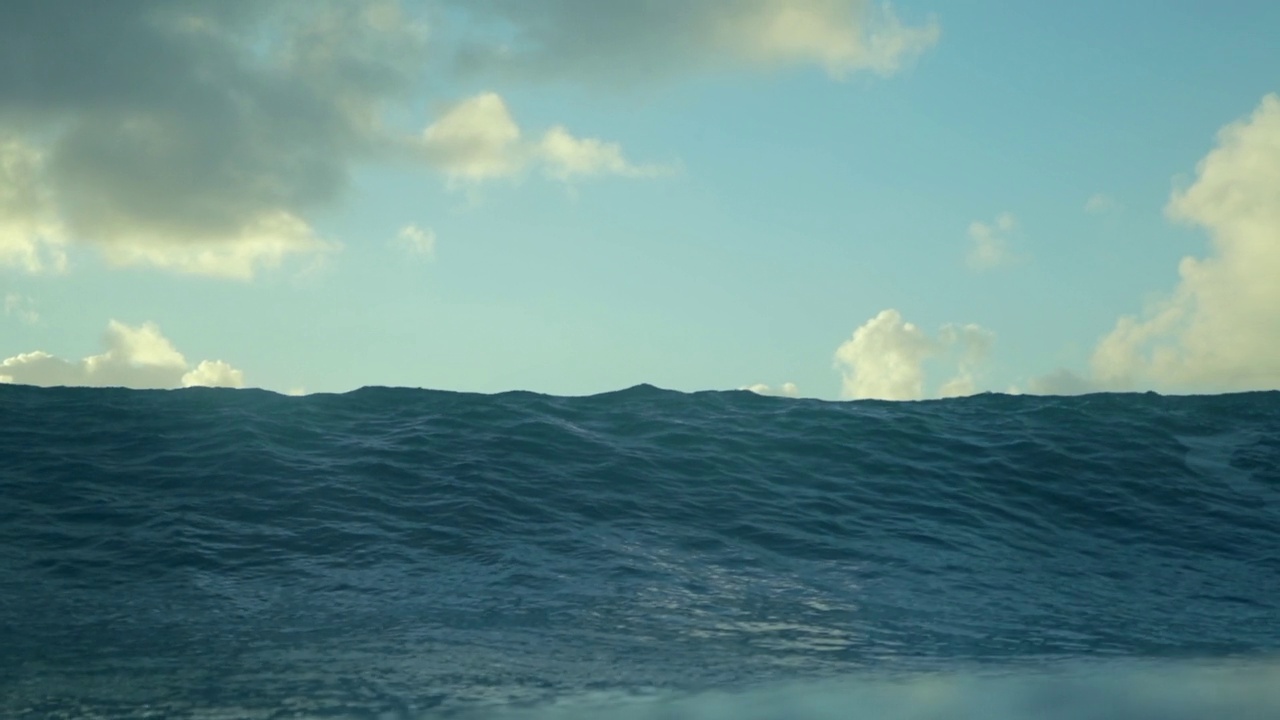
[743,382,799,397]
[0,137,68,273]
[538,126,669,181]
[4,292,38,324]
[0,0,427,277]
[420,92,525,183]
[451,0,939,84]
[834,309,993,400]
[395,223,436,259]
[1084,193,1119,214]
[966,212,1017,270]
[936,323,996,398]
[419,92,667,185]
[1032,94,1280,395]
[0,320,245,389]
[1027,368,1097,396]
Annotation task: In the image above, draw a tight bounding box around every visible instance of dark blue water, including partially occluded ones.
[2,384,1279,718]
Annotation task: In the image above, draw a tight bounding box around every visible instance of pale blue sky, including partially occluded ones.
[3,1,1279,399]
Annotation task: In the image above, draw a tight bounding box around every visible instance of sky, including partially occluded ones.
[2,0,1279,400]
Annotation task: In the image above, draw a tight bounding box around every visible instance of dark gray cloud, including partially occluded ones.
[0,0,427,276]
[0,0,932,278]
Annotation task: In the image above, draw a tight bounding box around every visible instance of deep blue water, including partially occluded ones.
[1,384,1278,718]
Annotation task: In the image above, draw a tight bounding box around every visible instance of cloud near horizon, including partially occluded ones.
[1033,94,1280,395]
[743,382,800,398]
[0,320,245,389]
[834,309,994,400]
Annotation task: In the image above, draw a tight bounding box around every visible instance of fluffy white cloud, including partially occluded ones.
[1033,94,1280,395]
[743,382,799,397]
[966,212,1017,270]
[834,309,993,400]
[0,320,245,389]
[421,93,525,183]
[452,1,939,83]
[181,360,246,389]
[1035,95,1280,394]
[4,292,38,325]
[395,224,437,259]
[1085,193,1119,214]
[420,92,666,185]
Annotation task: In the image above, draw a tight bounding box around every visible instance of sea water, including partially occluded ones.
[1,384,1277,718]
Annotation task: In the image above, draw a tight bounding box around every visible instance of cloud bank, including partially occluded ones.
[834,309,994,400]
[0,320,245,389]
[1035,94,1280,395]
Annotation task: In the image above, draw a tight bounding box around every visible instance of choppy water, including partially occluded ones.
[1,384,1278,718]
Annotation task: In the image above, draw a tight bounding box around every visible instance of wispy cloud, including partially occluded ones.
[966,212,1017,270]
[395,224,437,260]
[1084,193,1119,214]
[3,292,38,325]
[452,0,939,84]
[0,320,244,389]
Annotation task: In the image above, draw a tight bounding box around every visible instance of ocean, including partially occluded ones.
[1,383,1278,719]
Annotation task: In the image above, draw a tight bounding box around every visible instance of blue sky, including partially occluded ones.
[3,0,1279,399]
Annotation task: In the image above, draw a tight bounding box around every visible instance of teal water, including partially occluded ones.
[1,384,1278,718]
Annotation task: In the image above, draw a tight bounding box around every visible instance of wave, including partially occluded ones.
[1,384,1278,716]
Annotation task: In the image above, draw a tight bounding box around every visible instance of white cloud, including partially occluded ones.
[1033,94,1280,395]
[0,138,67,274]
[419,92,666,186]
[936,323,996,397]
[0,320,245,389]
[538,126,668,181]
[966,212,1017,270]
[714,0,940,78]
[743,382,799,397]
[98,211,335,280]
[181,360,245,389]
[452,1,939,83]
[4,292,38,324]
[395,224,437,259]
[834,309,993,400]
[1085,193,1119,214]
[421,93,525,183]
